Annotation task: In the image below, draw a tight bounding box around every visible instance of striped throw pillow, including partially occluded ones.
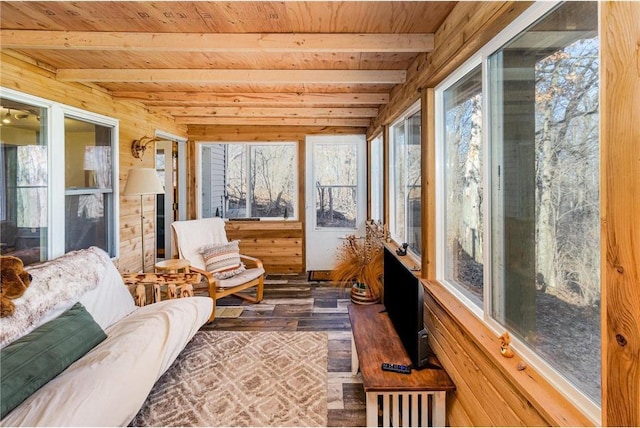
[200,241,246,279]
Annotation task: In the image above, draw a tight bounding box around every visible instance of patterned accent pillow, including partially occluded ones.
[200,241,246,280]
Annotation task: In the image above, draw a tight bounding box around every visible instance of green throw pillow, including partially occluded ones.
[0,302,107,419]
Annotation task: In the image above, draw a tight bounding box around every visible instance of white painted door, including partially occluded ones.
[305,135,367,271]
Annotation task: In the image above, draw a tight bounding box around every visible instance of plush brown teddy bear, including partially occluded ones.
[1,256,32,317]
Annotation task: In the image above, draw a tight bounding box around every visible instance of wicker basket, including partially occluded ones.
[350,282,380,305]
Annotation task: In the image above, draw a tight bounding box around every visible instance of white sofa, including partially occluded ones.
[0,247,213,426]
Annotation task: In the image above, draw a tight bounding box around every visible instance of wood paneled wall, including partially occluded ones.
[225,221,303,274]
[0,50,187,274]
[367,1,532,138]
[600,2,640,425]
[423,280,591,426]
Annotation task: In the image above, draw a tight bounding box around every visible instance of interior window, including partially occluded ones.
[1,92,118,264]
[64,117,114,254]
[0,100,49,264]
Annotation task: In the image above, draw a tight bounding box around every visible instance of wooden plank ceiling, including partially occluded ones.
[0,1,456,127]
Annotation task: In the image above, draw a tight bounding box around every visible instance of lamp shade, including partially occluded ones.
[123,167,165,196]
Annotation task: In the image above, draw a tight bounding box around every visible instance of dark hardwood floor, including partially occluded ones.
[199,273,366,427]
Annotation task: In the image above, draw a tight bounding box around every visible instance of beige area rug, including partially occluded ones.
[130,331,328,427]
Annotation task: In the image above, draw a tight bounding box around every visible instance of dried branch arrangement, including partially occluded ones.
[332,220,387,298]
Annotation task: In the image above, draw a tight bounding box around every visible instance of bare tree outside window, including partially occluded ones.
[490,1,600,404]
[390,106,422,255]
[314,143,357,228]
[440,2,599,405]
[201,143,296,220]
[250,145,295,217]
[226,144,247,217]
[443,65,484,305]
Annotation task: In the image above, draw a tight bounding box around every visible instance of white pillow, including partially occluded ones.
[19,248,136,334]
[79,260,137,330]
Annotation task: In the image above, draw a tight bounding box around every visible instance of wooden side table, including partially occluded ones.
[155,259,191,274]
[123,259,199,306]
[154,259,193,301]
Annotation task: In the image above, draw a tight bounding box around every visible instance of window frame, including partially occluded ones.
[198,141,299,221]
[62,110,118,255]
[1,87,120,260]
[369,133,384,223]
[388,99,421,256]
[434,1,600,422]
[435,56,485,319]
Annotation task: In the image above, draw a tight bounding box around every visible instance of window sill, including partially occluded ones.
[420,278,594,426]
[383,241,421,276]
[224,218,298,222]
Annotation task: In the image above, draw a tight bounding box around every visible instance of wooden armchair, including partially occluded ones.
[171,217,264,322]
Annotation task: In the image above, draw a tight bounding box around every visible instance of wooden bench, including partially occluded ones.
[348,304,455,427]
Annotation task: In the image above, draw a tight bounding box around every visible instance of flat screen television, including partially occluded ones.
[383,246,433,369]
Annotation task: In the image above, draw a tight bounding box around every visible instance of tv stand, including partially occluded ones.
[348,304,455,427]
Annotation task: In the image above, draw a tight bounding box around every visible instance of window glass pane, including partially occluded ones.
[156,149,166,257]
[489,1,599,403]
[0,99,48,265]
[314,143,357,228]
[226,144,247,218]
[64,117,113,254]
[201,143,297,220]
[443,65,483,305]
[390,121,406,242]
[65,193,111,252]
[390,108,422,255]
[65,119,112,190]
[200,144,227,218]
[406,111,421,255]
[250,144,295,218]
[369,134,383,223]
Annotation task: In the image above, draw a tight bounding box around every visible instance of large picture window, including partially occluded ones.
[389,102,421,256]
[436,1,600,417]
[1,90,118,264]
[200,143,297,220]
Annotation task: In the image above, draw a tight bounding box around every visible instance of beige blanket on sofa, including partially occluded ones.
[0,246,111,348]
[1,297,212,427]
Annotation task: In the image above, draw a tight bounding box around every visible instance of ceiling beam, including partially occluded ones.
[112,91,390,105]
[152,106,378,118]
[176,117,372,127]
[57,69,406,84]
[1,30,434,53]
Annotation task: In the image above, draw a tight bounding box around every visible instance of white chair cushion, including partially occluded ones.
[216,267,265,288]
